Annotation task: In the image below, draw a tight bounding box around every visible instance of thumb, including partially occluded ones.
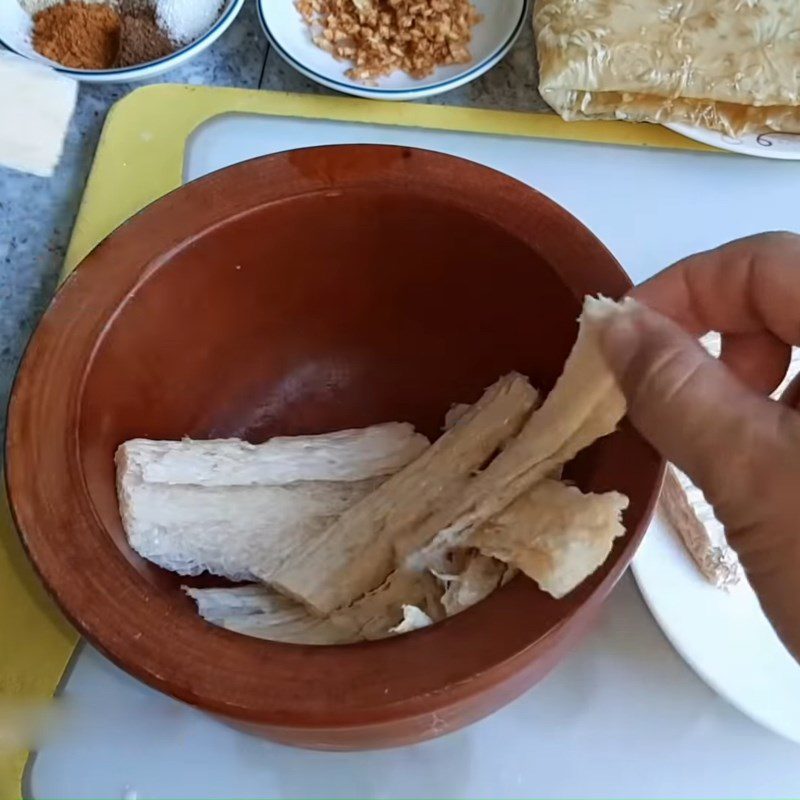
[597,302,786,525]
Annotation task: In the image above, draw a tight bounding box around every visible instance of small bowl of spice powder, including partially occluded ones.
[0,0,245,81]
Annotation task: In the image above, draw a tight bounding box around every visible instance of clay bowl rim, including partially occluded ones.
[6,144,665,731]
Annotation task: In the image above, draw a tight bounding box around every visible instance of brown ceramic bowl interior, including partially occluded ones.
[7,145,663,749]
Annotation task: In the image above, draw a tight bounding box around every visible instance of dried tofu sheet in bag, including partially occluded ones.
[534,0,800,136]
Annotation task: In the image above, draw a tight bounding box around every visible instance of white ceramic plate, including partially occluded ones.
[633,513,800,744]
[0,0,245,83]
[258,0,529,100]
[666,122,800,160]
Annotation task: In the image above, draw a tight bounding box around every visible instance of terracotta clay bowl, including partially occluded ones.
[7,145,664,750]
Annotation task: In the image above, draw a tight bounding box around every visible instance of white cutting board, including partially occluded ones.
[31,114,800,800]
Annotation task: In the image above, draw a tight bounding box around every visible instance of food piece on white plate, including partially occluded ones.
[659,334,800,591]
[184,585,355,645]
[270,373,540,614]
[407,296,628,565]
[659,466,742,589]
[117,424,429,581]
[118,422,429,486]
[0,51,77,177]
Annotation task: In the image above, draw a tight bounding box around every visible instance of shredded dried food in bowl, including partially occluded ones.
[296,0,483,80]
[115,298,633,645]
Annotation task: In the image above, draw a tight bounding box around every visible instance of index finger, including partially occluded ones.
[633,232,800,343]
[631,232,800,394]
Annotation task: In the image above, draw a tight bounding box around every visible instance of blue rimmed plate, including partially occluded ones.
[258,0,529,101]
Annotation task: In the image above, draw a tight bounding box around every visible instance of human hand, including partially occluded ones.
[597,232,800,661]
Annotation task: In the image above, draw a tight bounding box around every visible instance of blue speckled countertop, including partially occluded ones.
[0,2,547,443]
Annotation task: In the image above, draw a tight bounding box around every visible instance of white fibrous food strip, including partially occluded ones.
[184,586,354,645]
[120,478,383,581]
[117,424,430,581]
[272,298,627,614]
[185,572,442,645]
[415,297,626,553]
[118,423,428,486]
[270,373,540,615]
[660,335,800,589]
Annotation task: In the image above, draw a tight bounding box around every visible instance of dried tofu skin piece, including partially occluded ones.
[330,569,444,641]
[122,479,384,582]
[439,553,507,616]
[470,479,628,599]
[407,296,626,559]
[271,373,539,614]
[184,586,356,645]
[118,423,429,582]
[119,423,429,486]
[185,571,443,645]
[534,0,800,136]
[413,478,627,602]
[542,88,800,137]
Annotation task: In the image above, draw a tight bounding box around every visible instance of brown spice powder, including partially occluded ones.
[33,1,121,70]
[116,7,175,67]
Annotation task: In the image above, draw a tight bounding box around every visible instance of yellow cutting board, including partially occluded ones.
[0,85,711,800]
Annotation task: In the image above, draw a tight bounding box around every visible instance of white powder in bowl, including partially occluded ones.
[155,0,224,45]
